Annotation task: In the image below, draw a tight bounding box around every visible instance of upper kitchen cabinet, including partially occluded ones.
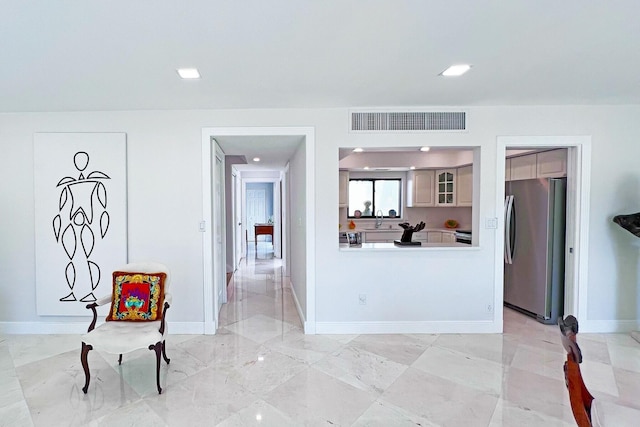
[506,149,567,181]
[509,153,537,181]
[536,149,567,178]
[339,170,349,207]
[435,169,456,206]
[406,169,435,207]
[456,165,473,207]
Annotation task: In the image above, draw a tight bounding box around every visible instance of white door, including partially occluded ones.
[246,189,266,242]
[233,172,243,266]
[214,152,225,306]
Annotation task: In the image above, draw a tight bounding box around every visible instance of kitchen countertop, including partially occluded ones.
[340,227,460,234]
[339,242,474,251]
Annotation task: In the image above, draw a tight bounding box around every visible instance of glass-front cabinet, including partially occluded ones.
[435,169,456,206]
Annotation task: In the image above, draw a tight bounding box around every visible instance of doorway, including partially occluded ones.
[201,126,316,335]
[496,136,592,332]
[242,178,281,258]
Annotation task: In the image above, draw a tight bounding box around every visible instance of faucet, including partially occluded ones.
[375,210,384,228]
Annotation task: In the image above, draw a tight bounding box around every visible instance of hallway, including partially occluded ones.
[219,241,302,338]
[2,247,640,425]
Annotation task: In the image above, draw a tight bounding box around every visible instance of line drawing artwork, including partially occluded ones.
[34,132,127,316]
[52,151,110,302]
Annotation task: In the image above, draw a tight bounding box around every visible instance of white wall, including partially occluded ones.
[1,105,639,333]
[288,141,307,320]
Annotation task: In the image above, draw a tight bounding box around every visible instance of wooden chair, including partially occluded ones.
[80,261,171,394]
[559,315,594,426]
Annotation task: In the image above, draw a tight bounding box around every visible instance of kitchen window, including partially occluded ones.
[348,178,401,218]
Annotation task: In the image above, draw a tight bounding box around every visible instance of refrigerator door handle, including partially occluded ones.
[509,195,516,261]
[504,195,515,264]
[504,196,511,263]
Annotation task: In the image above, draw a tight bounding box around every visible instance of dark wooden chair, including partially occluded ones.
[559,315,594,426]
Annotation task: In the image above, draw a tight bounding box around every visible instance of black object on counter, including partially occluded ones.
[397,221,426,244]
[394,240,421,246]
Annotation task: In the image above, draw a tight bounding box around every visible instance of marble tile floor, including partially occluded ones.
[2,244,640,426]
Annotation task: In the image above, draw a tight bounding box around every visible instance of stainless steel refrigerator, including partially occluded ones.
[504,178,566,324]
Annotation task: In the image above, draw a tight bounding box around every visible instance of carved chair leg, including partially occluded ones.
[149,342,163,394]
[118,354,123,365]
[81,342,93,394]
[565,358,594,427]
[162,340,170,364]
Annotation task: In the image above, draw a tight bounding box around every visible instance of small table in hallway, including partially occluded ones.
[254,223,274,249]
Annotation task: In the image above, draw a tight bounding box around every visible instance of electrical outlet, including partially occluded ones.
[486,217,498,229]
[359,294,367,305]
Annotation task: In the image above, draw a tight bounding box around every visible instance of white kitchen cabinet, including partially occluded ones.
[442,231,455,243]
[435,169,456,206]
[509,154,537,181]
[537,149,567,178]
[339,170,349,207]
[406,169,435,207]
[427,231,442,243]
[363,230,401,243]
[426,231,455,243]
[363,230,456,245]
[414,232,428,243]
[506,149,567,182]
[456,165,472,207]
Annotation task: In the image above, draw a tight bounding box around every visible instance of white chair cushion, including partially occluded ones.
[82,321,166,355]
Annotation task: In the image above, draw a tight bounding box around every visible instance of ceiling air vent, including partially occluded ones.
[351,111,466,132]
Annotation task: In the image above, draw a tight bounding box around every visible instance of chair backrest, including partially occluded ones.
[559,314,582,363]
[116,261,171,293]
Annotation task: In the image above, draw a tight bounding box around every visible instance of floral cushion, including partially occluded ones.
[106,272,166,321]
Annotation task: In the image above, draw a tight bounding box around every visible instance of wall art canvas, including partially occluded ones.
[34,133,127,316]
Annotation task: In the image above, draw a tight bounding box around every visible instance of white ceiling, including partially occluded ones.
[215,135,303,169]
[2,0,639,114]
[4,1,639,170]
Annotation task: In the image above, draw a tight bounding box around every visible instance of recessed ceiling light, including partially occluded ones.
[177,68,201,79]
[353,148,364,152]
[440,64,471,77]
[253,157,260,162]
[420,146,430,152]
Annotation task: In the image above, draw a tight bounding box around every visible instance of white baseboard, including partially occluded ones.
[579,319,640,334]
[315,320,500,335]
[0,321,206,335]
[289,280,315,333]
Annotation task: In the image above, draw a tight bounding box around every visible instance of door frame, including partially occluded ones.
[495,136,591,330]
[232,166,243,269]
[242,177,282,258]
[202,126,315,335]
[200,140,227,334]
